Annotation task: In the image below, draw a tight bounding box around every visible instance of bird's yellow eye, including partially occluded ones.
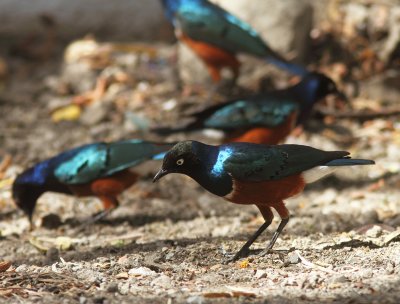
[176,159,184,166]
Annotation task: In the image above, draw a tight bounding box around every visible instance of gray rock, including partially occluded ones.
[15,264,28,273]
[151,274,173,289]
[106,282,119,293]
[365,225,383,238]
[45,247,60,263]
[286,252,300,264]
[331,275,348,284]
[255,269,268,279]
[118,282,130,295]
[0,0,172,42]
[178,0,313,84]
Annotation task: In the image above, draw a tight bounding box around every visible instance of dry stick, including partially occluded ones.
[0,287,36,291]
[318,107,400,120]
[295,250,337,274]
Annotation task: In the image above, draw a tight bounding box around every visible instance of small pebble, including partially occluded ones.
[365,225,383,238]
[46,247,60,263]
[106,282,119,293]
[255,270,267,279]
[41,213,63,229]
[287,252,300,264]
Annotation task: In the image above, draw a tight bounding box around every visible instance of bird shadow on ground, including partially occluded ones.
[63,209,201,229]
[305,171,396,192]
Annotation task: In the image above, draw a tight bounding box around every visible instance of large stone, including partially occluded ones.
[178,0,313,85]
[0,0,173,42]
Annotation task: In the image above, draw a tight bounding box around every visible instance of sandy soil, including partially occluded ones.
[0,38,400,304]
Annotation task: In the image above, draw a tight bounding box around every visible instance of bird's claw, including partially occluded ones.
[257,248,293,259]
[222,253,237,264]
[221,248,250,264]
[257,248,272,258]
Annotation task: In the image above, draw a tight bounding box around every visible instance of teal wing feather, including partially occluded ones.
[222,144,349,182]
[176,3,269,57]
[54,140,174,184]
[204,99,299,130]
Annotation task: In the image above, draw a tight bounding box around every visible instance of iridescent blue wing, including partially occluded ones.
[204,98,299,130]
[55,140,174,184]
[175,1,268,57]
[222,143,349,182]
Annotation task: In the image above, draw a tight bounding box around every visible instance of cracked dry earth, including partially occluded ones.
[0,44,400,304]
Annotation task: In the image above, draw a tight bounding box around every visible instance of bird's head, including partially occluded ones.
[299,72,348,105]
[12,179,43,224]
[153,141,203,182]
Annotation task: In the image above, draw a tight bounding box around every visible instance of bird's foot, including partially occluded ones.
[222,249,260,264]
[257,247,294,259]
[75,209,113,232]
[220,247,256,264]
[221,251,246,264]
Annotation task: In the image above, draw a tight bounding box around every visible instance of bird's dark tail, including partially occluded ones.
[325,158,375,166]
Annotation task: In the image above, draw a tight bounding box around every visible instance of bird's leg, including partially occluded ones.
[28,214,34,231]
[223,219,272,264]
[206,64,222,84]
[77,196,119,230]
[258,217,289,257]
[88,208,114,224]
[258,201,290,257]
[223,206,273,263]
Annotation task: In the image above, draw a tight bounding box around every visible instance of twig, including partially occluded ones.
[0,287,35,291]
[318,107,400,120]
[295,250,337,274]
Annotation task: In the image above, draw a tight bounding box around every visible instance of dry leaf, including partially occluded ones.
[0,261,11,272]
[226,286,257,297]
[51,104,81,122]
[115,272,129,279]
[203,292,232,298]
[238,259,249,269]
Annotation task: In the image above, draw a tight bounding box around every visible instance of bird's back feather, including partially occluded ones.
[54,140,174,184]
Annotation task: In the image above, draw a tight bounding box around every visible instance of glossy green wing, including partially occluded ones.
[55,140,174,184]
[204,98,298,130]
[222,144,348,182]
[176,3,268,57]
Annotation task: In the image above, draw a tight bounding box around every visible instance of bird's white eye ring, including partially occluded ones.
[176,158,184,166]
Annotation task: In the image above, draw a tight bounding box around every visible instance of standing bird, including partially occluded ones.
[153,73,346,145]
[153,141,374,262]
[160,0,308,83]
[13,139,175,226]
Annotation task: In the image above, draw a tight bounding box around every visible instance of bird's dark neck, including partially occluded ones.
[289,78,320,107]
[190,169,232,197]
[188,143,233,197]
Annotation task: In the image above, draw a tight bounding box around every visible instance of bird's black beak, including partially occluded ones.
[153,169,169,183]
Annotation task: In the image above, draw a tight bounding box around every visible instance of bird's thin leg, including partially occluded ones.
[28,214,34,231]
[87,208,115,224]
[224,219,273,263]
[76,196,118,231]
[259,217,289,256]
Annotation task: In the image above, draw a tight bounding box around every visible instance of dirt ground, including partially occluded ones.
[0,34,400,303]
